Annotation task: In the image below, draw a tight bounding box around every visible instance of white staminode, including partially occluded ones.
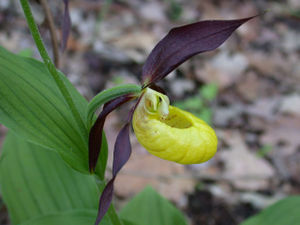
[141,88,170,119]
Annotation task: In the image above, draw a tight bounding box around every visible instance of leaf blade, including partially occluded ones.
[240,196,300,225]
[120,186,188,225]
[0,132,100,225]
[20,210,112,225]
[0,46,90,173]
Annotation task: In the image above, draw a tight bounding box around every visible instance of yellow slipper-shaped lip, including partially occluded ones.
[133,88,218,164]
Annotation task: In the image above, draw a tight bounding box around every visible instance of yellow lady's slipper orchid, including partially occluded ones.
[133,88,218,164]
[89,16,254,224]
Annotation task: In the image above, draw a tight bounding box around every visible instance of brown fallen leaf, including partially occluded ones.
[219,131,275,191]
[261,116,300,156]
[113,30,157,63]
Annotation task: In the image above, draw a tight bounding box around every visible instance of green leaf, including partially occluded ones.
[167,0,182,21]
[18,48,34,58]
[173,101,185,109]
[87,84,141,128]
[183,97,203,110]
[122,219,139,225]
[120,186,188,225]
[256,144,273,158]
[174,98,203,111]
[0,132,101,225]
[20,210,111,225]
[197,108,212,125]
[0,46,93,173]
[240,196,300,225]
[112,76,125,86]
[290,9,300,18]
[199,83,218,101]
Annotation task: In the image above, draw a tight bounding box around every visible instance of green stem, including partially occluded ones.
[19,0,87,135]
[108,204,123,225]
[87,84,141,129]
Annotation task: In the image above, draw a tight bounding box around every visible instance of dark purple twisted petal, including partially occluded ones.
[94,177,115,225]
[112,123,132,176]
[142,16,256,86]
[89,95,134,172]
[94,123,132,225]
[61,0,71,51]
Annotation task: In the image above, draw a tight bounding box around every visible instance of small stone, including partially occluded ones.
[196,51,249,89]
[279,94,300,116]
[214,104,243,127]
[210,51,248,78]
[281,31,300,52]
[93,41,131,63]
[170,79,195,98]
[240,192,285,209]
[138,2,167,23]
[0,0,9,9]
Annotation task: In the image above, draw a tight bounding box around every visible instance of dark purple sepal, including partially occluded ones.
[89,95,134,172]
[142,16,257,86]
[147,83,167,95]
[61,0,71,51]
[94,123,132,225]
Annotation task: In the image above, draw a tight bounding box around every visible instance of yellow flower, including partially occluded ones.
[133,88,218,164]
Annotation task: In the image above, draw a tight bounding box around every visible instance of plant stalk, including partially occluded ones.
[40,0,60,68]
[19,0,87,136]
[108,204,123,225]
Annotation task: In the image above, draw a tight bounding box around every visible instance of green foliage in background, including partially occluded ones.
[290,9,300,18]
[120,186,188,225]
[18,48,34,57]
[166,0,183,21]
[256,144,273,158]
[240,196,300,225]
[174,83,218,124]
